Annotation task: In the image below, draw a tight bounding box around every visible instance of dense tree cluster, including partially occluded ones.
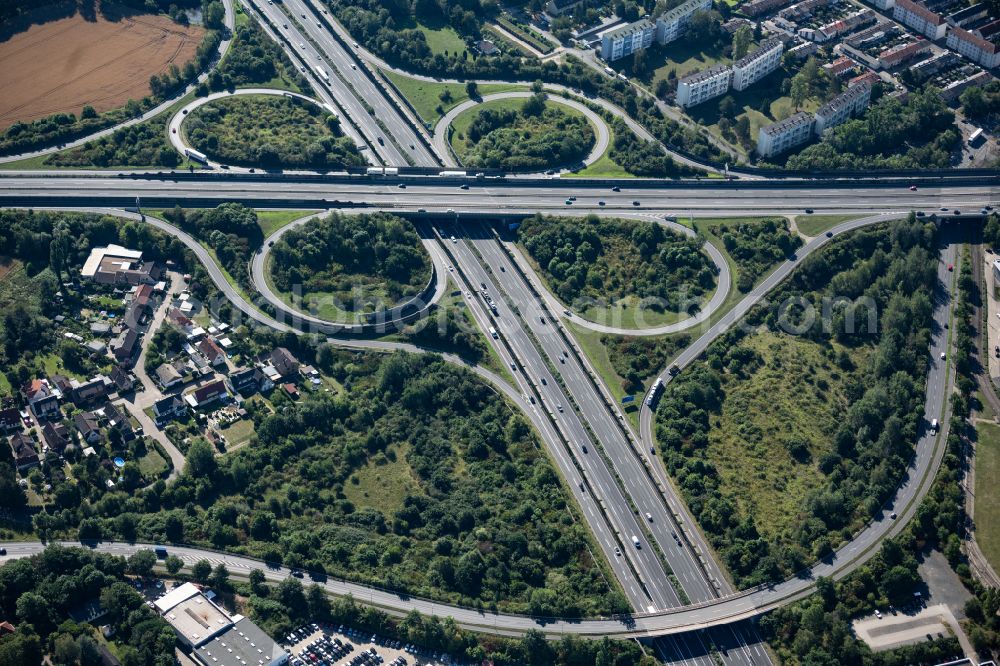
[41,349,624,615]
[607,117,694,178]
[960,79,1000,120]
[0,546,176,666]
[601,333,690,394]
[785,88,959,170]
[458,96,594,171]
[520,214,717,314]
[270,213,431,312]
[655,217,939,587]
[397,301,489,364]
[186,95,362,170]
[45,115,179,168]
[708,218,801,292]
[163,203,261,292]
[207,21,311,95]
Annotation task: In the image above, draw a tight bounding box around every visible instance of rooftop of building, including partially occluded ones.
[734,38,783,67]
[816,81,871,116]
[679,64,732,84]
[762,111,814,135]
[604,18,653,39]
[81,245,143,278]
[194,618,287,666]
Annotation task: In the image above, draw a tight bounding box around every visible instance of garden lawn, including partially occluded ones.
[975,421,1000,575]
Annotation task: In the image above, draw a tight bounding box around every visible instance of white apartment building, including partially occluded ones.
[655,0,713,44]
[732,38,784,90]
[757,111,815,157]
[892,0,947,40]
[676,65,734,107]
[601,18,655,61]
[947,27,1000,68]
[813,82,871,135]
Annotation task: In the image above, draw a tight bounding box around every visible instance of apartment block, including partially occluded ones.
[601,19,655,61]
[655,0,713,44]
[732,38,784,90]
[892,0,947,40]
[871,0,895,10]
[676,65,733,107]
[814,82,872,135]
[757,111,815,157]
[947,26,1000,68]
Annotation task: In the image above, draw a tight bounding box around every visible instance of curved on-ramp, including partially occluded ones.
[249,209,450,334]
[505,214,732,336]
[433,91,611,172]
[0,0,236,165]
[168,88,336,171]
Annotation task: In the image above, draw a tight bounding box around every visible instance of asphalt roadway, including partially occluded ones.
[0,194,966,643]
[0,175,996,215]
[257,0,438,166]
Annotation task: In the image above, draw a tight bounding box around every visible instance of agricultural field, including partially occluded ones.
[0,5,204,129]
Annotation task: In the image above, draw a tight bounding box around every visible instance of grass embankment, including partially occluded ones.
[975,421,1000,574]
[381,69,527,129]
[795,214,861,237]
[565,120,633,179]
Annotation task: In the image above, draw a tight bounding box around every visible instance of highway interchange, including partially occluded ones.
[0,0,997,662]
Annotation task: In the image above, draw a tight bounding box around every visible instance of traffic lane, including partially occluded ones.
[279,0,436,166]
[448,233,675,610]
[468,228,719,604]
[445,230,680,611]
[244,0,378,158]
[1,179,994,212]
[437,234,656,610]
[255,0,405,164]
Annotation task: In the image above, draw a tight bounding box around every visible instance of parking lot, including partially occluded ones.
[283,623,470,666]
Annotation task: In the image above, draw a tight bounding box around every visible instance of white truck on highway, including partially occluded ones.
[313,65,330,84]
[184,148,208,164]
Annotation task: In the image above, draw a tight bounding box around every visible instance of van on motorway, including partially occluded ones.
[930,418,939,432]
[631,536,641,548]
[489,327,498,339]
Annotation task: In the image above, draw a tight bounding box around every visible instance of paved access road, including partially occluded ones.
[0,0,236,165]
[433,92,611,170]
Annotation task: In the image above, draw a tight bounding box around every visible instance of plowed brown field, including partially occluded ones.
[0,6,204,130]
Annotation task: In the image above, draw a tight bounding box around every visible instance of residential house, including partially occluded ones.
[42,421,71,454]
[676,65,733,107]
[757,111,815,157]
[823,55,858,78]
[741,0,790,17]
[110,366,134,393]
[98,402,135,442]
[74,411,102,445]
[196,338,226,367]
[69,376,110,406]
[544,0,585,18]
[155,362,185,389]
[167,308,195,334]
[110,328,139,364]
[283,383,300,400]
[600,18,655,61]
[21,379,60,420]
[185,380,229,409]
[878,39,931,69]
[152,396,186,427]
[124,284,155,330]
[226,367,261,395]
[0,407,21,432]
[270,348,300,378]
[9,432,38,471]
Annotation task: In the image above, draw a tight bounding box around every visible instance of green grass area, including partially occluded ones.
[344,442,423,518]
[565,121,633,179]
[380,69,526,129]
[256,209,318,238]
[794,214,861,237]
[976,421,1000,575]
[710,331,866,539]
[645,40,731,83]
[220,418,256,449]
[138,446,169,478]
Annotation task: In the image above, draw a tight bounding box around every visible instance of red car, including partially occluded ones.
[948,264,954,271]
